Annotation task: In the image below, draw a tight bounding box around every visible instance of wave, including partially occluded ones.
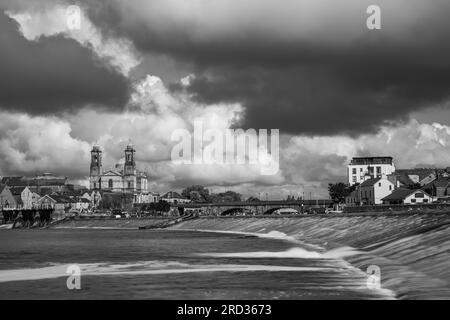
[175,228,325,251]
[198,246,361,260]
[0,261,331,283]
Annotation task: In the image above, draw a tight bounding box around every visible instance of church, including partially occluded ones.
[89,144,148,203]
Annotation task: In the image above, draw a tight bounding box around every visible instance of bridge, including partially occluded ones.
[1,209,54,228]
[170,200,333,216]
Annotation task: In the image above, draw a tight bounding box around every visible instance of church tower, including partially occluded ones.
[123,144,137,191]
[90,145,102,190]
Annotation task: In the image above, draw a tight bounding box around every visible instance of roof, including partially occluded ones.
[381,188,430,201]
[395,171,415,186]
[0,183,8,194]
[9,186,27,196]
[41,193,74,204]
[50,195,73,203]
[162,191,185,199]
[351,156,393,160]
[360,177,381,187]
[350,157,393,165]
[396,168,436,181]
[429,177,450,188]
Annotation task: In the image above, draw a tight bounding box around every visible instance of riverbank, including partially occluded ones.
[169,213,450,299]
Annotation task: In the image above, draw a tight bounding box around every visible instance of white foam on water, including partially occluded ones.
[198,246,362,260]
[0,261,330,283]
[175,228,325,251]
[0,224,13,230]
[321,246,362,259]
[198,247,322,259]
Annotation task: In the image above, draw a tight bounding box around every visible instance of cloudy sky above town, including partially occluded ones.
[1,0,450,198]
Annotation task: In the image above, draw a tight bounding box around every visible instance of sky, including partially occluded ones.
[1,0,450,199]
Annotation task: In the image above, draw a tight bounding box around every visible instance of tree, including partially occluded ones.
[246,196,260,202]
[328,183,354,204]
[188,191,203,202]
[210,191,242,203]
[155,200,170,214]
[181,185,210,202]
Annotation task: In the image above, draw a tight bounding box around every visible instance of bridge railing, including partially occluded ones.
[170,200,332,208]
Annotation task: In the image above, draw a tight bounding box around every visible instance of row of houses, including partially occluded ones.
[1,182,190,219]
[345,157,450,206]
[345,176,433,206]
[0,185,190,211]
[0,184,93,213]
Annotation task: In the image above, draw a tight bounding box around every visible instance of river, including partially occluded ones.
[0,228,392,299]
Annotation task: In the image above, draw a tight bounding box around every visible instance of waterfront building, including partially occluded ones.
[359,176,395,205]
[9,186,37,209]
[0,184,15,210]
[381,189,433,205]
[161,191,190,204]
[345,189,360,206]
[345,175,395,206]
[347,156,395,186]
[89,144,148,204]
[394,168,437,187]
[422,177,450,199]
[142,192,161,203]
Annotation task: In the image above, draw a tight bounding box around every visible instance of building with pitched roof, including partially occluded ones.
[382,188,433,205]
[0,184,16,210]
[346,175,396,206]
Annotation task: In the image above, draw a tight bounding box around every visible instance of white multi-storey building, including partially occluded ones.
[347,156,395,186]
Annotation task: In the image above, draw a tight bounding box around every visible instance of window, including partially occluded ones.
[415,193,424,198]
[378,182,381,187]
[376,166,381,175]
[352,176,357,183]
[93,183,97,189]
[411,199,416,203]
[389,185,392,191]
[108,179,113,189]
[352,168,357,174]
[423,199,429,203]
[128,182,132,189]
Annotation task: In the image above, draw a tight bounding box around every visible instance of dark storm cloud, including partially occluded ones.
[80,0,450,134]
[0,11,130,114]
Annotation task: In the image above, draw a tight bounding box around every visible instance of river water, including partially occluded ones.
[0,229,392,299]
